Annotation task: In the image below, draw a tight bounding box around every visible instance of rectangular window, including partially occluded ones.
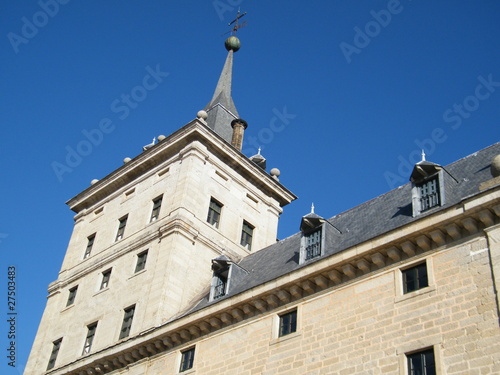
[213,272,228,300]
[305,228,322,260]
[115,215,128,241]
[240,221,254,250]
[100,269,111,290]
[207,198,223,228]
[179,347,195,372]
[66,286,78,307]
[407,348,436,375]
[403,262,429,294]
[150,196,163,222]
[84,234,95,259]
[46,338,62,370]
[119,305,135,339]
[279,309,298,337]
[82,323,97,355]
[135,250,148,273]
[418,177,440,212]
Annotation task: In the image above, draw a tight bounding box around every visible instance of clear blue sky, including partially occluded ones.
[1,1,499,373]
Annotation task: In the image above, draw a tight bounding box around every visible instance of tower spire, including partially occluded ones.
[204,12,247,146]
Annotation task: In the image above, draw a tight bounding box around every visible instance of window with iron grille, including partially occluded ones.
[84,234,95,259]
[279,309,297,337]
[150,196,162,222]
[240,221,254,250]
[179,347,195,372]
[100,269,111,290]
[403,262,428,294]
[135,250,148,273]
[82,323,97,355]
[212,271,228,300]
[207,198,222,228]
[407,348,436,375]
[66,285,78,307]
[418,177,440,212]
[115,215,128,241]
[305,228,322,260]
[119,305,135,339]
[46,338,62,370]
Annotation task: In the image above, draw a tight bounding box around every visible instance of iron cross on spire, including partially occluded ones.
[223,9,248,36]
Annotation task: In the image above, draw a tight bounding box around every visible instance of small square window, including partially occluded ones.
[407,348,436,375]
[179,347,195,372]
[82,323,97,355]
[100,269,111,290]
[207,198,223,228]
[240,221,254,250]
[84,234,95,259]
[46,338,62,370]
[135,250,148,273]
[150,196,163,222]
[279,309,297,337]
[119,305,135,339]
[403,262,428,294]
[66,286,78,307]
[115,215,128,241]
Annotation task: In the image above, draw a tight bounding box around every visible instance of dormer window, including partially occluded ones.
[210,257,230,301]
[304,227,322,260]
[299,206,326,264]
[209,255,247,302]
[410,153,445,217]
[417,176,440,212]
[213,268,228,300]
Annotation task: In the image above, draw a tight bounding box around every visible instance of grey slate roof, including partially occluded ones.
[190,142,500,312]
[204,50,239,144]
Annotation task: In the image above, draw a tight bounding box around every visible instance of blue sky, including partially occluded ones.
[1,1,499,373]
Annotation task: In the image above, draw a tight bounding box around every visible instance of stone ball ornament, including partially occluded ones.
[197,110,208,120]
[270,168,281,177]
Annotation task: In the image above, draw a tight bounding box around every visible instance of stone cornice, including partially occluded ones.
[47,189,500,375]
[66,120,296,214]
[49,212,243,295]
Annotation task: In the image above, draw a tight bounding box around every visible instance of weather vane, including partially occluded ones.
[222,9,247,36]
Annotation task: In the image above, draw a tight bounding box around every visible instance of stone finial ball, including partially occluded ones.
[123,157,132,164]
[225,36,241,52]
[491,154,500,177]
[197,110,208,120]
[270,168,281,177]
[90,179,99,185]
[157,135,166,141]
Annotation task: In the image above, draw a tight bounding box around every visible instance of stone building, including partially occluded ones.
[25,35,500,375]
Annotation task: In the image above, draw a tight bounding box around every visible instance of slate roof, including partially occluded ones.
[190,142,500,313]
[204,49,239,144]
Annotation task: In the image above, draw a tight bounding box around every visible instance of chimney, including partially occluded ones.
[230,119,248,151]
